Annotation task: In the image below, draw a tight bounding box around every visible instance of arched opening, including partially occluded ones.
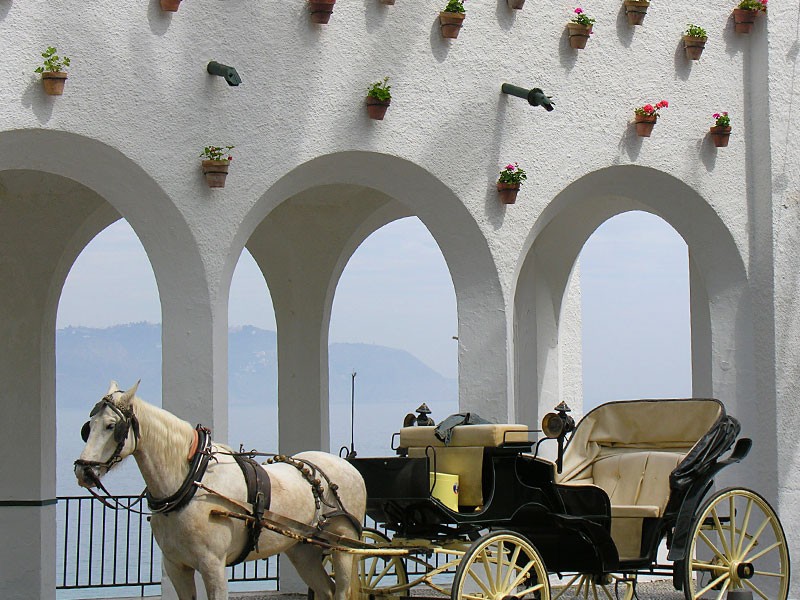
[56,219,162,497]
[575,211,691,413]
[328,217,458,457]
[227,248,278,451]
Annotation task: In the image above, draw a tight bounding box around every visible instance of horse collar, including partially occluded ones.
[146,425,213,515]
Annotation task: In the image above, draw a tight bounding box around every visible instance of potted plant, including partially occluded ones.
[709,112,731,147]
[497,163,527,204]
[683,24,708,60]
[35,46,70,96]
[200,145,234,188]
[440,0,466,39]
[160,0,182,11]
[507,0,524,11]
[633,100,668,137]
[733,0,766,33]
[366,77,392,120]
[623,0,650,25]
[567,8,595,49]
[309,0,336,23]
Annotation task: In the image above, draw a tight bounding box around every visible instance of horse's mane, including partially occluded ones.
[129,396,195,464]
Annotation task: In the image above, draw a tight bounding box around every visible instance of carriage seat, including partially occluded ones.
[400,424,532,510]
[561,450,684,559]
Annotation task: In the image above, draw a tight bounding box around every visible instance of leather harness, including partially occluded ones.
[227,454,272,566]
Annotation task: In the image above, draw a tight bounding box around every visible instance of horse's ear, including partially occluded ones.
[107,380,120,395]
[119,380,140,407]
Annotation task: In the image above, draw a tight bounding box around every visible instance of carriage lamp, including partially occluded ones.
[501,84,555,111]
[542,401,574,473]
[207,61,242,86]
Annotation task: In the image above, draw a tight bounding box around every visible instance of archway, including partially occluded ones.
[230,152,508,458]
[0,130,205,599]
[514,165,768,493]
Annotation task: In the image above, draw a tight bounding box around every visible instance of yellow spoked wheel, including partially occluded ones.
[353,529,409,600]
[684,488,790,600]
[316,528,409,600]
[452,530,550,600]
[551,573,636,600]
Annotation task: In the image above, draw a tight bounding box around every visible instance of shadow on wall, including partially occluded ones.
[483,91,510,231]
[20,75,56,125]
[429,16,454,63]
[616,122,644,162]
[494,0,516,33]
[673,39,693,82]
[615,3,634,48]
[559,27,579,72]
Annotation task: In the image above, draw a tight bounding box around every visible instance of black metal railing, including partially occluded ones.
[56,496,279,597]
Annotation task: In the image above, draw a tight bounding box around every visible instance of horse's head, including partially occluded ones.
[74,380,141,488]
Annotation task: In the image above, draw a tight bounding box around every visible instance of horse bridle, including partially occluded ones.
[74,393,141,473]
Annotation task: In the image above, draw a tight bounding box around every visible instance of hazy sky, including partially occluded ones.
[57,211,691,402]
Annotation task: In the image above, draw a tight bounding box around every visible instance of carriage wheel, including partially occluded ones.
[551,573,636,600]
[312,528,409,600]
[452,530,550,600]
[683,487,790,600]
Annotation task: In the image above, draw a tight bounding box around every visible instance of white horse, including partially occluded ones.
[74,381,367,600]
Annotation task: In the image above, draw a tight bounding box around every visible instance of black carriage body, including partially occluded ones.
[349,398,751,580]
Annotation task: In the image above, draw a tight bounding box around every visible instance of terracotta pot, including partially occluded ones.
[623,0,650,25]
[710,126,732,148]
[439,11,466,38]
[366,97,391,120]
[202,160,230,188]
[309,0,336,23]
[160,0,182,11]
[733,8,758,33]
[380,0,396,5]
[567,23,592,49]
[634,113,657,137]
[683,35,707,60]
[41,71,67,96]
[507,0,525,10]
[497,182,520,205]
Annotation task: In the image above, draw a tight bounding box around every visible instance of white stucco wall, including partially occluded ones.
[1,0,797,596]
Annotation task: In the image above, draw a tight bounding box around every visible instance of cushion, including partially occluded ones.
[400,424,532,448]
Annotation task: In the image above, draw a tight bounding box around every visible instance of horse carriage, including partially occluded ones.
[75,384,790,600]
[343,398,790,600]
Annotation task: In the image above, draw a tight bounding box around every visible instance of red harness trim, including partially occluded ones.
[188,429,199,461]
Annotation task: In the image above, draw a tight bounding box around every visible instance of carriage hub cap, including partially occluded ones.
[735,562,755,580]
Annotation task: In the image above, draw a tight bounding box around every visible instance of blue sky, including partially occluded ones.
[56,212,691,404]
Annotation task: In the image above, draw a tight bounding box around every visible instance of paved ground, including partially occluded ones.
[97,580,687,599]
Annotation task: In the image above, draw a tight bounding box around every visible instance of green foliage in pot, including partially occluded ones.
[367,77,392,102]
[200,145,235,161]
[443,0,465,13]
[35,46,70,74]
[685,23,707,38]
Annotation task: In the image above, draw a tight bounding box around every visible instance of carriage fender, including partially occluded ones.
[667,437,752,565]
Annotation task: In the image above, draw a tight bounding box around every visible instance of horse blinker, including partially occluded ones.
[81,421,91,442]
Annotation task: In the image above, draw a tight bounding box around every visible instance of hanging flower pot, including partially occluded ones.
[160,0,182,11]
[733,0,766,32]
[633,100,668,137]
[623,0,650,26]
[309,0,336,23]
[200,145,234,189]
[567,24,592,49]
[709,112,731,147]
[440,0,466,38]
[496,163,527,205]
[507,0,525,10]
[366,77,392,120]
[35,46,70,96]
[380,0,396,6]
[682,24,707,59]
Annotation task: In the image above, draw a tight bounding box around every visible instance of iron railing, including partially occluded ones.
[56,495,279,597]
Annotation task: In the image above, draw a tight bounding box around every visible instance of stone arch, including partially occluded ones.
[0,129,208,598]
[513,165,767,489]
[228,152,507,456]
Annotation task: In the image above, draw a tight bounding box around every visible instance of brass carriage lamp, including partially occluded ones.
[501,83,555,111]
[542,401,574,473]
[207,61,242,86]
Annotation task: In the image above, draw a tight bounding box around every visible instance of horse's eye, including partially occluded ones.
[106,423,115,430]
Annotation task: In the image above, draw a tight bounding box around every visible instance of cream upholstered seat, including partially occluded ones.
[400,423,532,510]
[557,399,724,560]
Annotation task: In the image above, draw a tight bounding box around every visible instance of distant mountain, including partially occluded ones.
[56,323,457,412]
